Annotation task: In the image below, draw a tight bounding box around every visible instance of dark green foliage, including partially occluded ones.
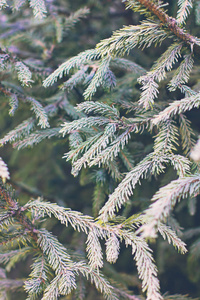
[0,0,200,299]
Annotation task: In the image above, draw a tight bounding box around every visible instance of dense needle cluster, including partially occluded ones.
[0,0,200,299]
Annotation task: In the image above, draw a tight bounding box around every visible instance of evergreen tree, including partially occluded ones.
[0,0,200,299]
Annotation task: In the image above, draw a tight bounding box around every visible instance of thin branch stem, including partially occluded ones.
[127,0,200,54]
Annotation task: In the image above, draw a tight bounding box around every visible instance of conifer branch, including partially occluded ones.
[25,198,164,299]
[13,128,61,149]
[168,154,191,178]
[71,124,117,176]
[105,233,120,264]
[83,57,116,100]
[88,129,131,167]
[0,158,10,183]
[29,0,47,19]
[0,248,31,266]
[60,117,111,135]
[1,1,199,299]
[190,137,200,162]
[0,118,35,146]
[65,133,103,163]
[179,114,196,156]
[24,254,52,299]
[153,92,200,124]
[125,0,200,50]
[15,61,34,87]
[1,183,123,299]
[43,49,100,87]
[153,120,179,153]
[25,199,94,233]
[96,21,168,57]
[168,54,194,91]
[138,43,182,108]
[123,233,162,300]
[9,94,19,116]
[98,153,161,221]
[86,230,104,270]
[76,101,120,119]
[157,223,187,253]
[26,97,49,128]
[140,174,200,238]
[0,183,38,242]
[176,0,193,25]
[74,263,118,300]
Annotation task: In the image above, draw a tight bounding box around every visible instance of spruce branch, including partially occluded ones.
[0,184,119,299]
[65,133,103,164]
[190,137,200,162]
[29,0,47,19]
[74,263,118,300]
[0,118,35,146]
[123,233,162,300]
[153,119,179,154]
[157,223,187,253]
[0,158,10,183]
[96,21,168,57]
[138,43,182,109]
[26,97,49,129]
[105,233,120,264]
[14,61,34,87]
[25,199,94,234]
[8,94,19,116]
[24,254,52,299]
[71,123,117,176]
[60,117,111,135]
[1,1,199,298]
[105,159,123,181]
[0,183,38,243]
[111,58,146,74]
[168,54,194,91]
[60,67,88,91]
[168,154,191,178]
[25,199,164,299]
[86,229,104,270]
[43,49,100,87]
[12,0,26,11]
[140,174,200,238]
[99,150,191,222]
[13,128,61,149]
[37,230,118,299]
[76,101,120,119]
[179,114,196,156]
[176,0,193,25]
[124,0,200,52]
[83,56,116,100]
[153,92,200,125]
[98,152,172,221]
[88,129,132,167]
[0,248,31,266]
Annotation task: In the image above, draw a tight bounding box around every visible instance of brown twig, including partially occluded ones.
[126,0,200,55]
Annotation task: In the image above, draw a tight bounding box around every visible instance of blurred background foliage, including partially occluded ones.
[0,0,200,299]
